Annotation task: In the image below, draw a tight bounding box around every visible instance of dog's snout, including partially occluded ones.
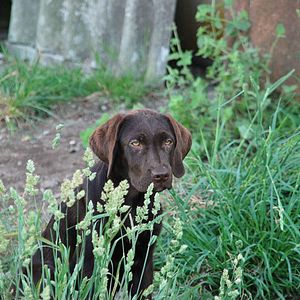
[151,169,169,183]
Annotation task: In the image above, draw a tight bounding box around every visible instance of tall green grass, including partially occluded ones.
[0,52,148,127]
[156,75,300,299]
[0,57,87,125]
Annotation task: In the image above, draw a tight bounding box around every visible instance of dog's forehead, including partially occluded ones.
[119,111,173,140]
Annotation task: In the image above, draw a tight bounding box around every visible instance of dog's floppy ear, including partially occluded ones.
[89,113,126,177]
[165,114,192,178]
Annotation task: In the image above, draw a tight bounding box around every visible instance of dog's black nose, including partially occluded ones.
[151,169,169,183]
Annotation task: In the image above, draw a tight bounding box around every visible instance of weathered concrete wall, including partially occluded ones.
[7,0,176,82]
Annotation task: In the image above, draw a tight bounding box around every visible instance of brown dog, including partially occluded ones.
[24,109,192,299]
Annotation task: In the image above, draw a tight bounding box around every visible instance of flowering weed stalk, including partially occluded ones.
[0,155,186,300]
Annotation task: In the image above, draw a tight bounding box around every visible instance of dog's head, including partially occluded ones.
[90,109,192,192]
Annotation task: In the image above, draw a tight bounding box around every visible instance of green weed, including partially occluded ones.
[166,2,299,156]
[0,55,87,126]
[84,66,149,108]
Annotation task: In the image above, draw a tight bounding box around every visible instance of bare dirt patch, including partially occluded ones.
[0,95,106,197]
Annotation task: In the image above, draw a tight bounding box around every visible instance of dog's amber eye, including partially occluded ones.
[164,139,173,146]
[129,140,141,147]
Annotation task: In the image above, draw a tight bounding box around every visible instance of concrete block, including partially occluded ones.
[36,0,64,54]
[61,0,91,61]
[8,0,40,46]
[7,0,177,82]
[145,0,176,81]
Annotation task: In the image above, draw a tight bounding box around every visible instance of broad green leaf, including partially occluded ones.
[276,23,286,38]
[224,0,233,9]
[177,51,192,67]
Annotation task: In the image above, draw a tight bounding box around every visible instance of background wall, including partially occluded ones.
[6,0,176,82]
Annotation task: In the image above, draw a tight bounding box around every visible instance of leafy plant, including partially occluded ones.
[195,3,267,94]
[166,2,299,157]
